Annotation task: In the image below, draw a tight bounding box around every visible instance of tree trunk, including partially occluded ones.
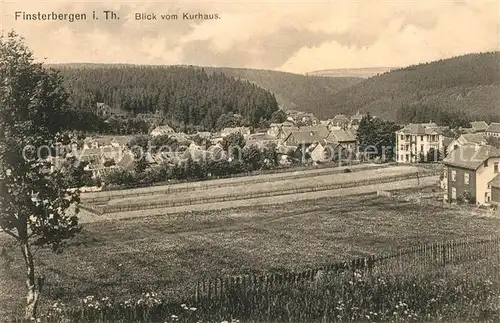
[20,242,41,321]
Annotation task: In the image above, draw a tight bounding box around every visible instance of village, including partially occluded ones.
[63,105,500,209]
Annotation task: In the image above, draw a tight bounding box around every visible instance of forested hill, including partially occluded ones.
[52,65,279,134]
[201,67,362,119]
[326,52,500,127]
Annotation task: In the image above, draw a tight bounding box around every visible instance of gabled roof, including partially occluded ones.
[490,174,500,188]
[443,144,500,170]
[332,114,349,120]
[299,125,330,139]
[398,123,439,135]
[284,130,323,144]
[248,133,275,140]
[111,135,134,146]
[470,121,489,132]
[460,133,487,145]
[486,123,500,133]
[329,129,356,142]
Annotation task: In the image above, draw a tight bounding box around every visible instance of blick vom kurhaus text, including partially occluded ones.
[13,10,221,22]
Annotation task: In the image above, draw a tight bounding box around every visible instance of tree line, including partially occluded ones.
[54,65,280,134]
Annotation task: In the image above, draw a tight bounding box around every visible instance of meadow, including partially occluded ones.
[2,192,500,321]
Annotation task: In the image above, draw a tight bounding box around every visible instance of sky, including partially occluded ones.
[1,0,499,74]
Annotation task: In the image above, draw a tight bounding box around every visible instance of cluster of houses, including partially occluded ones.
[62,110,364,180]
[396,120,500,206]
[441,122,500,207]
[62,106,500,208]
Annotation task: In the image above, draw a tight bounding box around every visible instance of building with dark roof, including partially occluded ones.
[486,123,500,138]
[396,123,447,163]
[470,121,489,133]
[442,144,500,205]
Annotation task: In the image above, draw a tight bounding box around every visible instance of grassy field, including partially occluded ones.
[1,193,500,320]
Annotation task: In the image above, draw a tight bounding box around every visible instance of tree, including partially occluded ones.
[221,132,246,161]
[242,145,263,171]
[357,114,401,161]
[128,135,151,174]
[0,32,82,320]
[426,147,442,162]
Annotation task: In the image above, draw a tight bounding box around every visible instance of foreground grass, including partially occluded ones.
[37,257,500,322]
[2,193,500,320]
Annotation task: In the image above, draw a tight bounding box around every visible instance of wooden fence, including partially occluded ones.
[81,163,392,204]
[82,171,440,215]
[192,236,500,303]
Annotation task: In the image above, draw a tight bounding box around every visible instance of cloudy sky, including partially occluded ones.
[1,0,499,74]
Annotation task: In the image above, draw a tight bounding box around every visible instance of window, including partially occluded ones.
[420,135,424,141]
[484,160,489,167]
[464,173,469,185]
[420,145,424,152]
[451,170,456,182]
[400,135,404,140]
[451,187,457,200]
[495,162,499,173]
[400,145,404,151]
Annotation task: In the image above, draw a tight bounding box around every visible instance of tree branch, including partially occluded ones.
[1,228,20,241]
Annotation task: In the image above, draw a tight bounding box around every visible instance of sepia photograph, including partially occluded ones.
[1,0,500,322]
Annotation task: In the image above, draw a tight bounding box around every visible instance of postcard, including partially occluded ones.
[1,1,500,322]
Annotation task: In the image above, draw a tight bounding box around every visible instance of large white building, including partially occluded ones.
[395,123,446,163]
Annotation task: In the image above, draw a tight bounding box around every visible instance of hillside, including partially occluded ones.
[51,65,279,134]
[201,67,362,117]
[327,52,500,125]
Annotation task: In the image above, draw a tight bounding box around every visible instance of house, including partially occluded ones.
[194,132,212,139]
[267,121,295,137]
[110,136,134,149]
[276,126,300,141]
[246,133,278,149]
[349,111,364,129]
[169,132,191,143]
[328,129,357,151]
[309,142,346,163]
[282,130,323,147]
[299,125,331,140]
[490,175,500,205]
[486,123,500,138]
[442,144,500,205]
[150,125,175,137]
[447,133,487,153]
[328,115,350,130]
[298,113,319,126]
[470,121,489,133]
[395,123,446,163]
[220,127,251,138]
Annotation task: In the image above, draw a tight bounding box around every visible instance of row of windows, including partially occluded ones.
[450,170,469,184]
[399,135,440,142]
[450,162,499,183]
[450,187,491,203]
